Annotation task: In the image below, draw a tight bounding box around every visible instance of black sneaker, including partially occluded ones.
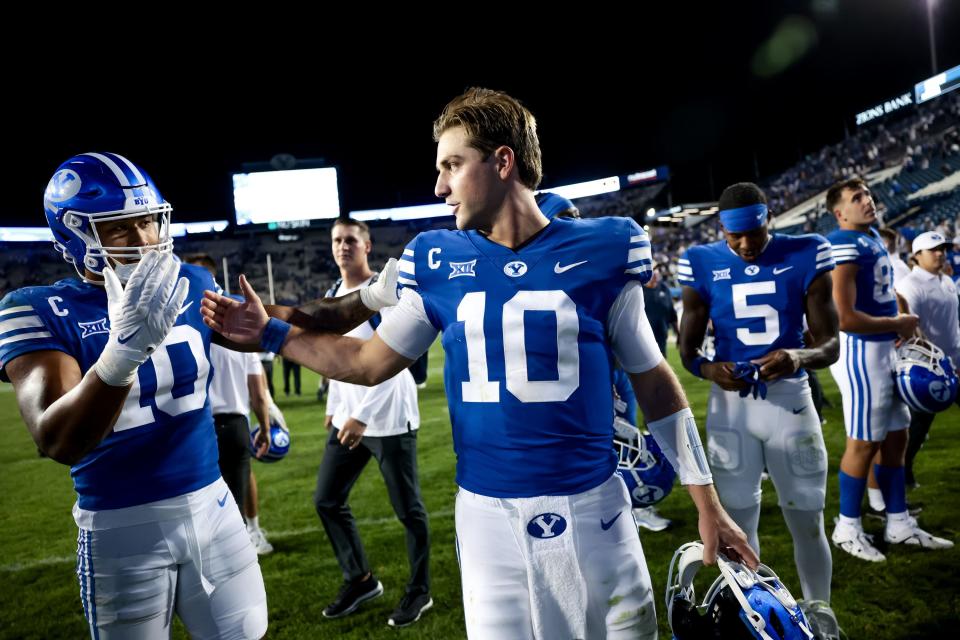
[387,591,433,627]
[322,576,384,619]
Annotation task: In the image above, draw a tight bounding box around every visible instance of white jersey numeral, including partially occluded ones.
[457,290,581,403]
[113,325,211,432]
[872,255,896,304]
[732,281,780,346]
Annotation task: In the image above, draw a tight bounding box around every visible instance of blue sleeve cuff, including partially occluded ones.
[687,355,711,379]
[261,318,292,354]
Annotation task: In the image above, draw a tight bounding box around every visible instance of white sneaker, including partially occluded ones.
[831,520,885,562]
[632,506,671,532]
[249,528,274,555]
[885,516,954,549]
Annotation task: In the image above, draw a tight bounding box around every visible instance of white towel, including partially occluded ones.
[516,494,588,640]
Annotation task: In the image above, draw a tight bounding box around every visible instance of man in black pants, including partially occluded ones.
[282,356,301,395]
[315,219,431,627]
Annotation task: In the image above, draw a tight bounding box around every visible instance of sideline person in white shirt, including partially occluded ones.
[894,231,960,487]
[314,219,430,627]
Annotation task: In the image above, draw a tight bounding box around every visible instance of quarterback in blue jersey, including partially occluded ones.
[0,153,386,639]
[825,177,952,561]
[678,182,839,608]
[202,87,756,639]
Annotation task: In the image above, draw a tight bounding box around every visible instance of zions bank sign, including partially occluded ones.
[855,93,913,126]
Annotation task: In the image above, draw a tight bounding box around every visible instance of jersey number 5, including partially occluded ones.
[732,281,780,346]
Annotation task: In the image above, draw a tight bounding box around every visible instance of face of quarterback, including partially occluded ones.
[435,126,509,233]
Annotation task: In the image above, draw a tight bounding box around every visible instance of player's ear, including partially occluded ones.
[493,145,515,180]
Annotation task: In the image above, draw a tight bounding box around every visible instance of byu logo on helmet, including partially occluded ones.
[504,260,528,277]
[44,169,82,206]
[249,418,292,463]
[526,513,567,539]
[929,380,950,402]
[895,337,959,413]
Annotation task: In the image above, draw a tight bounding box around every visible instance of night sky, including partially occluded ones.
[8,0,959,226]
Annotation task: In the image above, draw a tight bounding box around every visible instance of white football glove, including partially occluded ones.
[268,401,286,429]
[359,257,400,311]
[94,251,191,387]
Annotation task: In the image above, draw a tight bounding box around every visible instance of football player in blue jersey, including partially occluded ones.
[678,182,839,610]
[202,87,756,639]
[825,177,953,561]
[0,152,393,639]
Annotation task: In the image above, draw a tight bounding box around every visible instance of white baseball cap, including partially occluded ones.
[912,231,950,254]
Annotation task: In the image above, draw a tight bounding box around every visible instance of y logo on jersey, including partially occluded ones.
[712,268,731,281]
[504,261,528,277]
[78,317,110,339]
[449,259,477,279]
[527,513,567,539]
[744,265,760,276]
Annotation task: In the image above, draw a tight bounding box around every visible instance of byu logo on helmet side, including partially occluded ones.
[44,169,82,211]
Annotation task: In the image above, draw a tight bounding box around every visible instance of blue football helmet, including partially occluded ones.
[43,152,173,282]
[895,337,959,414]
[614,417,676,507]
[666,541,814,640]
[249,416,291,463]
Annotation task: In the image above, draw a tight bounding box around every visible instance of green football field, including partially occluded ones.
[1,341,958,639]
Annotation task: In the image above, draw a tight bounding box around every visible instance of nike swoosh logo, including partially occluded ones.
[178,301,194,316]
[117,328,141,344]
[601,511,623,531]
[555,260,588,274]
[217,492,229,507]
[792,407,806,414]
[773,266,794,275]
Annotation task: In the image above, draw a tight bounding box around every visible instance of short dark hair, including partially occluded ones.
[825,177,868,214]
[718,182,768,211]
[333,218,371,241]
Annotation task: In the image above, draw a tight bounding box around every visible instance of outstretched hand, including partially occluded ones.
[201,274,269,345]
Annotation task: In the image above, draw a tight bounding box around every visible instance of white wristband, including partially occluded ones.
[93,343,146,387]
[646,407,713,486]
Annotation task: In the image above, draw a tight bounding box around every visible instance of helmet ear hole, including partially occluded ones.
[769,611,786,637]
